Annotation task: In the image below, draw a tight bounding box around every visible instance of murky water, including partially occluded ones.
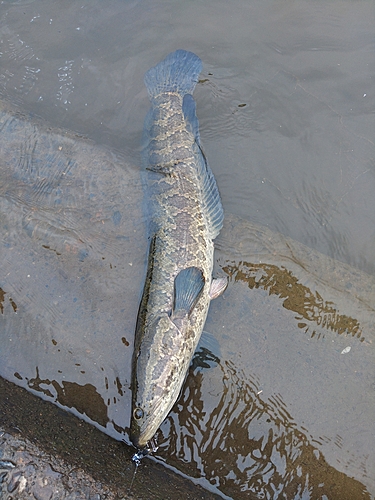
[0,1,374,499]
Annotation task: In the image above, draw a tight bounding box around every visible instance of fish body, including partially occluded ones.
[130,50,226,449]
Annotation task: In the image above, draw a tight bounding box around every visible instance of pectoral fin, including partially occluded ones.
[173,266,205,317]
[209,277,228,299]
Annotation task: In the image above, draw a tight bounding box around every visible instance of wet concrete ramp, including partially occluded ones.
[1,101,374,499]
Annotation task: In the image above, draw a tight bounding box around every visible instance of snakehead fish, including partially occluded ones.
[130,50,227,451]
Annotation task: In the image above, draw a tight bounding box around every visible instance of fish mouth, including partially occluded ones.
[129,428,143,449]
[129,419,142,448]
[130,412,154,449]
[130,421,157,450]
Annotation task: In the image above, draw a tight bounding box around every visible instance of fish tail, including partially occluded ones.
[144,50,202,99]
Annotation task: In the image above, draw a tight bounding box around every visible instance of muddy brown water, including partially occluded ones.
[1,1,374,498]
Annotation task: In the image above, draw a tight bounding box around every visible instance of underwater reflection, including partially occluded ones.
[25,367,109,427]
[223,261,365,342]
[156,355,371,500]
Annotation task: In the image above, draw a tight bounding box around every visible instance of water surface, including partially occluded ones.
[0,1,374,498]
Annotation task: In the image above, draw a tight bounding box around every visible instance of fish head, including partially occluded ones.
[130,402,155,450]
[130,314,186,449]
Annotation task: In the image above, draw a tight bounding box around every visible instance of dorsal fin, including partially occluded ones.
[182,94,224,239]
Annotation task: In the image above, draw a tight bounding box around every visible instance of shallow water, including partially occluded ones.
[0,1,374,499]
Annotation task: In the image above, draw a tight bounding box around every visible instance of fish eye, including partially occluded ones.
[133,407,144,420]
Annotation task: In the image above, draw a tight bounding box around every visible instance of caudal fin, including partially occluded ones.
[144,50,202,99]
